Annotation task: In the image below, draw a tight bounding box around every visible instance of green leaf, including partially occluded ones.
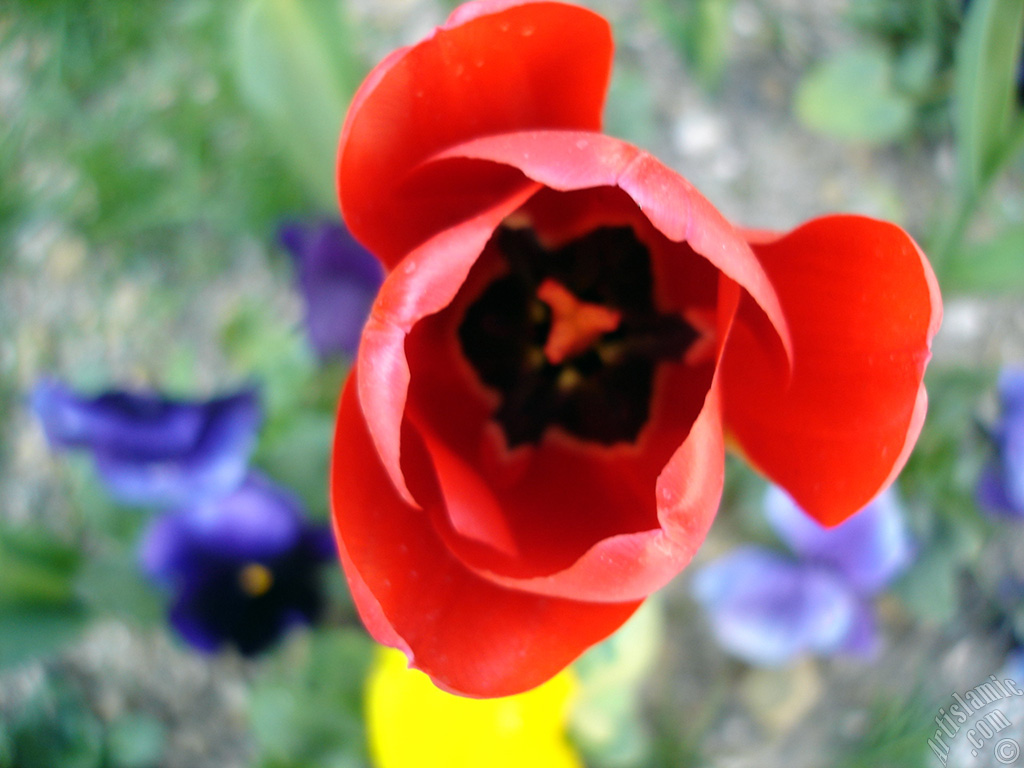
[954,0,1024,198]
[233,0,365,207]
[944,223,1024,293]
[75,547,164,626]
[8,678,104,768]
[0,721,13,768]
[795,48,915,143]
[893,41,940,98]
[249,629,373,767]
[220,296,317,420]
[255,411,335,520]
[0,525,81,607]
[794,47,917,143]
[646,0,734,92]
[891,537,961,624]
[0,526,89,668]
[572,600,663,766]
[0,605,88,670]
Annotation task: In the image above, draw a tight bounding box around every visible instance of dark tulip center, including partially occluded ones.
[458,225,698,447]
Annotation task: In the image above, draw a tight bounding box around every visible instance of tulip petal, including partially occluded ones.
[763,485,913,594]
[331,369,640,697]
[390,211,738,598]
[338,1,613,266]
[421,378,725,602]
[427,130,791,359]
[356,185,540,506]
[720,215,941,525]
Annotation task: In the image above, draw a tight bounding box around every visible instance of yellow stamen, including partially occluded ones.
[239,563,274,597]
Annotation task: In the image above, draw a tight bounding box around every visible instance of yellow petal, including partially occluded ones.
[366,647,582,768]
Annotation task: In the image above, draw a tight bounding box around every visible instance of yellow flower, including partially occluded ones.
[366,647,582,768]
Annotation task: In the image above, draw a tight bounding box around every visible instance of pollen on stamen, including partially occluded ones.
[239,562,274,597]
[537,278,622,365]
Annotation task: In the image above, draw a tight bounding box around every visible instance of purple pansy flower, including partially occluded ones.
[31,380,260,507]
[140,472,335,655]
[279,219,384,359]
[977,368,1024,519]
[692,485,913,666]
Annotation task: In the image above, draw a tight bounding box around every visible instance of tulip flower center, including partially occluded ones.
[459,225,697,447]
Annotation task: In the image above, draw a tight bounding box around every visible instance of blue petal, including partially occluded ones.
[764,485,913,594]
[142,473,305,566]
[279,219,383,358]
[138,511,192,587]
[138,474,330,655]
[993,367,1024,514]
[31,379,204,455]
[31,381,260,506]
[977,460,1024,520]
[1001,648,1024,689]
[691,547,859,666]
[834,599,880,658]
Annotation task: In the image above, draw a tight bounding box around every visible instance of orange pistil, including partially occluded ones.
[536,278,622,365]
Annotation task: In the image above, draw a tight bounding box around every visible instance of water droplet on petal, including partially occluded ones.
[521,25,535,36]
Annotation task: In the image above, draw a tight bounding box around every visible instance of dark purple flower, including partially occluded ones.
[30,380,260,507]
[692,486,911,665]
[977,368,1024,519]
[279,219,384,359]
[140,473,335,655]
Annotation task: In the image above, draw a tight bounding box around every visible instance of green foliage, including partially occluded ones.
[833,690,938,768]
[944,223,1024,293]
[249,629,373,768]
[954,0,1024,200]
[646,0,734,92]
[0,675,168,768]
[572,600,664,767]
[255,411,336,521]
[4,0,313,276]
[233,0,367,208]
[795,48,916,143]
[1,679,105,768]
[75,548,164,627]
[105,714,167,768]
[605,65,659,150]
[0,525,87,669]
[895,369,994,624]
[796,0,960,143]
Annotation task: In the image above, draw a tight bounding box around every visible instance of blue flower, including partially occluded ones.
[977,368,1024,519]
[692,485,913,665]
[139,473,335,655]
[279,219,383,359]
[31,380,260,507]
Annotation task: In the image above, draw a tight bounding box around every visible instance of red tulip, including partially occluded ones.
[330,0,942,697]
